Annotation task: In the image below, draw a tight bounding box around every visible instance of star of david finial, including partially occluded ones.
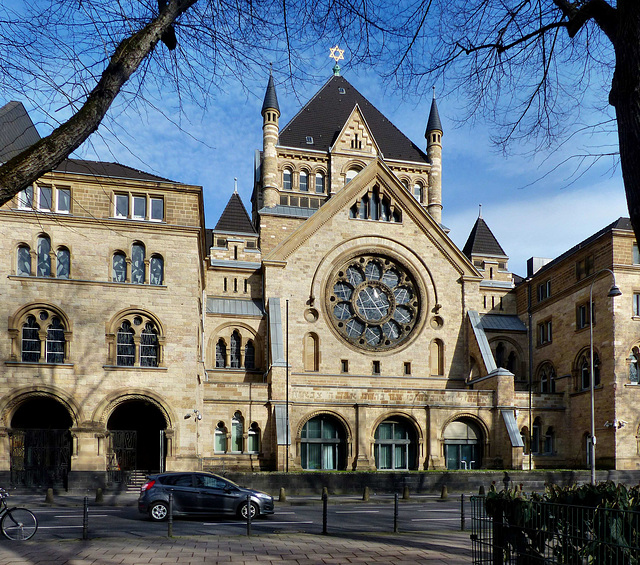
[329,45,345,76]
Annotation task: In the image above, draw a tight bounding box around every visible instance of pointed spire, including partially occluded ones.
[478,204,482,219]
[261,71,280,115]
[462,215,507,260]
[234,177,238,194]
[215,191,257,234]
[425,88,443,136]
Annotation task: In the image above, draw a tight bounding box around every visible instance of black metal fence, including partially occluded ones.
[471,495,640,564]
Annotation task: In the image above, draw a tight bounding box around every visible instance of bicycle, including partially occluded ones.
[0,488,37,540]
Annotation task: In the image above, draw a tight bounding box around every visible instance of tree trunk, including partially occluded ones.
[612,2,640,245]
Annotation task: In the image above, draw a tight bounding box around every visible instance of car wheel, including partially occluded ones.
[238,501,259,520]
[149,501,169,522]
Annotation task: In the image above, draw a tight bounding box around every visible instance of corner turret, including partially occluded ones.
[261,74,280,208]
[425,90,443,224]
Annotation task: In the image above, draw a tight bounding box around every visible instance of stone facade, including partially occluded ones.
[1,72,639,491]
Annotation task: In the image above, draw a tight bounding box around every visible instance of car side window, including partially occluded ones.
[161,474,193,487]
[196,475,226,489]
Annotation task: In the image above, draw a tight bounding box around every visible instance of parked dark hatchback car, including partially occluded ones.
[138,471,275,521]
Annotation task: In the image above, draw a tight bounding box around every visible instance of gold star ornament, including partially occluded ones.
[329,45,345,64]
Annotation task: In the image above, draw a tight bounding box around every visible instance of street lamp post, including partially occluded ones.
[588,269,621,485]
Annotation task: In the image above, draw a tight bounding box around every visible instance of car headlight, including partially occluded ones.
[254,492,272,500]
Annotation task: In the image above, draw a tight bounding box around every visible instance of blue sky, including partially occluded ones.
[63,55,627,278]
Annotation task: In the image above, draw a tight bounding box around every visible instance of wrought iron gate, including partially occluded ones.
[9,429,71,488]
[107,430,137,485]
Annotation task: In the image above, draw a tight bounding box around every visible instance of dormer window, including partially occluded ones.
[306,136,314,145]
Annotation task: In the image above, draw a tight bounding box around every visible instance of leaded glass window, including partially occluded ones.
[131,243,145,284]
[46,317,65,363]
[112,252,127,282]
[37,235,51,277]
[215,339,226,368]
[231,412,243,452]
[56,247,70,279]
[140,322,159,367]
[116,321,135,366]
[230,331,241,368]
[17,245,31,276]
[244,341,255,369]
[150,255,163,285]
[21,315,41,362]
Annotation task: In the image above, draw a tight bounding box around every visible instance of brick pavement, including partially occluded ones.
[0,532,471,564]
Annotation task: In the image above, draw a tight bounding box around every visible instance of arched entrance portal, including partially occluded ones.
[443,419,483,470]
[107,400,167,484]
[10,397,73,488]
[300,415,347,470]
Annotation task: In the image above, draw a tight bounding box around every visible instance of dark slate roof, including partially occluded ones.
[462,217,508,259]
[262,74,280,114]
[531,217,632,279]
[480,314,527,332]
[214,192,256,234]
[0,101,41,163]
[279,76,428,164]
[425,97,443,135]
[54,158,174,182]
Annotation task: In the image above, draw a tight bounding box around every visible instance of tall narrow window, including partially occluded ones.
[230,331,241,368]
[283,169,292,190]
[430,339,444,375]
[370,191,380,220]
[17,245,31,276]
[46,317,65,363]
[56,188,71,213]
[150,197,164,221]
[634,293,640,316]
[115,194,129,217]
[150,255,164,285]
[140,322,159,367]
[37,235,51,277]
[634,243,640,265]
[413,183,423,203]
[630,347,639,384]
[56,247,70,279]
[244,341,255,369]
[215,339,226,368]
[304,333,319,371]
[315,173,325,193]
[116,321,135,366]
[132,195,146,219]
[131,243,145,284]
[231,412,244,452]
[248,422,260,452]
[299,171,308,192]
[18,185,34,209]
[38,185,52,211]
[214,422,227,452]
[531,418,542,454]
[112,252,127,282]
[22,315,41,362]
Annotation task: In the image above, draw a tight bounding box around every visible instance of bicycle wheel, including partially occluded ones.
[1,508,37,540]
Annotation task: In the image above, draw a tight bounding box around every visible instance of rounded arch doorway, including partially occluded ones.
[374,417,418,470]
[443,418,483,470]
[300,414,347,470]
[107,400,167,482]
[10,396,73,488]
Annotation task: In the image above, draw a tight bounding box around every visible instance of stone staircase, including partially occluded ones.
[126,470,149,493]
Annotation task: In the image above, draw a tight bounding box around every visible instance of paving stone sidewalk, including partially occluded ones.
[0,531,472,564]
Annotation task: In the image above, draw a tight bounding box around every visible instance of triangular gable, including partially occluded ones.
[329,104,382,158]
[215,192,256,235]
[264,158,479,278]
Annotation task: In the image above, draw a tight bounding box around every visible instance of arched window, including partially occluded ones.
[283,169,292,190]
[304,333,319,372]
[244,340,255,369]
[116,320,135,366]
[56,247,70,279]
[231,412,244,452]
[37,235,51,277]
[496,342,505,369]
[22,315,41,362]
[216,339,227,368]
[140,322,159,367]
[301,415,346,470]
[150,255,164,285]
[112,252,127,282]
[579,351,600,390]
[539,363,556,393]
[359,195,369,219]
[345,168,360,184]
[629,347,639,384]
[46,316,65,364]
[131,243,145,284]
[230,330,241,368]
[299,171,308,192]
[520,426,530,455]
[413,183,424,203]
[315,172,325,193]
[374,418,417,470]
[248,422,260,453]
[430,339,444,376]
[380,196,391,221]
[532,418,542,454]
[214,422,227,452]
[544,427,555,454]
[443,419,482,470]
[370,190,380,220]
[17,245,31,276]
[507,351,517,374]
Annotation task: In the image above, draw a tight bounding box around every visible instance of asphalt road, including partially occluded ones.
[21,499,471,541]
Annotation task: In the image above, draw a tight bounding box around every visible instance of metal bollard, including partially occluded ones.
[393,493,399,533]
[460,493,465,531]
[322,491,328,535]
[168,493,173,538]
[246,494,252,537]
[82,496,89,540]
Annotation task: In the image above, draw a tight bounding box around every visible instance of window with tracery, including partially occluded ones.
[212,330,258,370]
[13,307,69,364]
[110,312,163,368]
